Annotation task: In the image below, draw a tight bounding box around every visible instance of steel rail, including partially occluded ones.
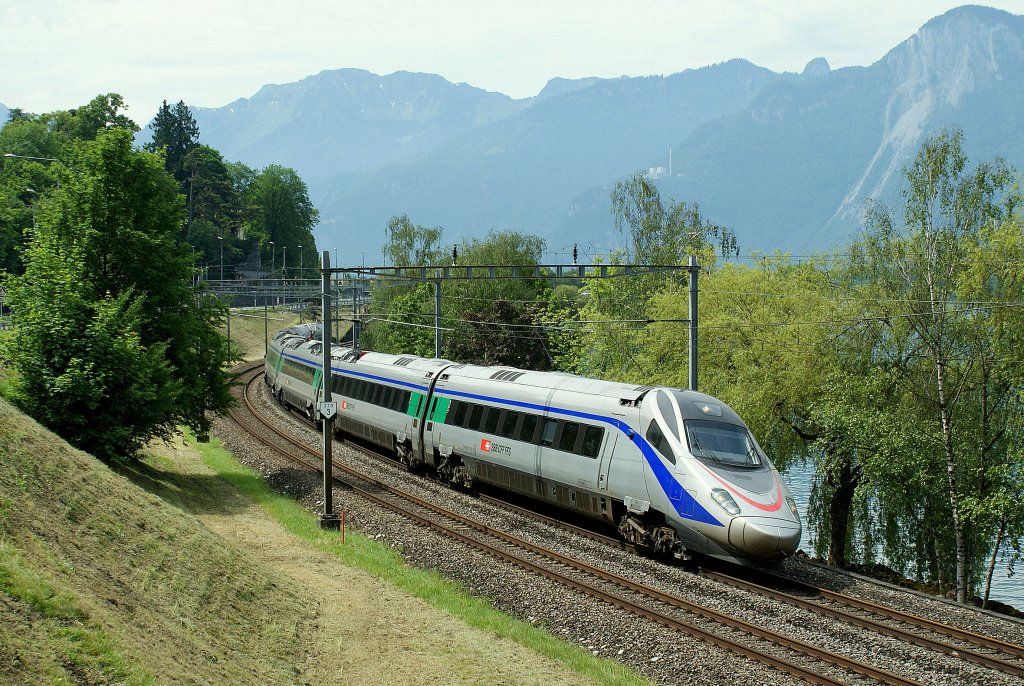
[228,365,931,686]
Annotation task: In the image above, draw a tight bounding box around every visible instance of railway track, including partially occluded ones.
[227,362,1022,685]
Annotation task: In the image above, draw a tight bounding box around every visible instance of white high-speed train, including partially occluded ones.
[265,324,801,564]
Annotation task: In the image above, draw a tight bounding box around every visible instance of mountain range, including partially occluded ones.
[15,6,1024,262]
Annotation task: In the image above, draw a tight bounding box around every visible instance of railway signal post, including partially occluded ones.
[318,250,341,530]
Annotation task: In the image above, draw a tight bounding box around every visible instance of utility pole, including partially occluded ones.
[688,255,699,392]
[434,278,442,358]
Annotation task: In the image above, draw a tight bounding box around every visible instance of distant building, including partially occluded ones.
[646,166,668,179]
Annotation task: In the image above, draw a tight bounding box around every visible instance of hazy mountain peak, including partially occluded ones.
[537,76,604,102]
[802,57,831,76]
[884,4,1024,99]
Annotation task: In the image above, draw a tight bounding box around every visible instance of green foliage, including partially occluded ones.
[610,171,738,265]
[362,282,438,357]
[366,227,555,368]
[386,213,443,266]
[2,226,180,459]
[145,99,199,184]
[1,127,233,458]
[243,164,319,276]
[853,129,1022,601]
[0,94,139,275]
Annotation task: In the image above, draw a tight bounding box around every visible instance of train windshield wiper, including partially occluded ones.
[690,433,723,463]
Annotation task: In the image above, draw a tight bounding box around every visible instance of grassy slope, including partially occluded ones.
[0,327,647,686]
[0,397,316,685]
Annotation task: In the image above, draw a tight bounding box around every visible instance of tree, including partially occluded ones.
[570,174,739,382]
[146,100,199,184]
[0,95,138,275]
[385,214,442,267]
[180,145,245,277]
[856,129,1021,602]
[2,229,180,459]
[1,127,234,457]
[243,164,319,275]
[610,171,738,265]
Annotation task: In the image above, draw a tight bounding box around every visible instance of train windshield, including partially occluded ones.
[684,420,764,468]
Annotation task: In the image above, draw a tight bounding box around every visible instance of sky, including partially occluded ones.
[3,0,1024,122]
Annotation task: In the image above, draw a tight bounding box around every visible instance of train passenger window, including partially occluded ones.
[395,390,408,412]
[559,422,580,452]
[455,402,472,427]
[484,409,501,434]
[469,405,485,430]
[581,426,604,458]
[539,418,558,447]
[499,411,519,438]
[450,401,467,426]
[360,381,372,402]
[381,386,394,409]
[646,420,676,464]
[372,384,385,406]
[519,414,539,443]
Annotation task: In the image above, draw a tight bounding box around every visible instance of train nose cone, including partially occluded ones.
[728,516,801,560]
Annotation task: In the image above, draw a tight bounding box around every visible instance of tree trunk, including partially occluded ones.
[827,460,859,567]
[982,519,1006,610]
[935,358,968,603]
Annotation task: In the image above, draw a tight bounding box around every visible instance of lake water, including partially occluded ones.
[780,461,1022,611]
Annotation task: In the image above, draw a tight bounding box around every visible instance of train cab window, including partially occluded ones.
[559,422,580,452]
[581,426,604,458]
[646,420,676,464]
[539,418,558,447]
[469,405,485,431]
[499,411,519,438]
[684,419,763,467]
[519,414,539,443]
[484,408,501,434]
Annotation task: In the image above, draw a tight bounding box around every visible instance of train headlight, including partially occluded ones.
[785,496,801,523]
[711,488,741,516]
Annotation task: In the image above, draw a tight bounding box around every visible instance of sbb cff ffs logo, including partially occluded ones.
[480,438,512,456]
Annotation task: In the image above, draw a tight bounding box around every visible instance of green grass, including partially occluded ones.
[0,541,155,685]
[189,431,650,686]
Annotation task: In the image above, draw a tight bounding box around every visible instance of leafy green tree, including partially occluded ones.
[243,164,319,276]
[2,126,233,457]
[440,231,551,367]
[856,129,1021,602]
[0,94,138,275]
[610,171,738,265]
[385,213,443,266]
[571,174,739,381]
[180,145,246,277]
[2,229,179,458]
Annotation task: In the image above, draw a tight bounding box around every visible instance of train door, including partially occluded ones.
[597,432,617,494]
